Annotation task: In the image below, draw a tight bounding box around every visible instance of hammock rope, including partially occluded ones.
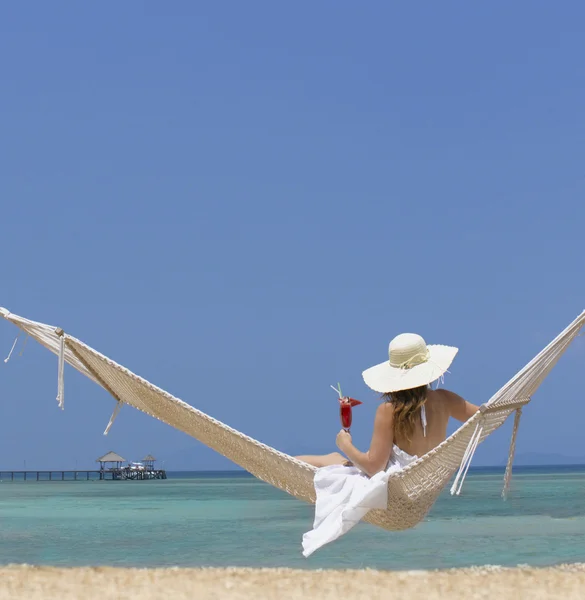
[1,306,584,531]
[56,328,65,410]
[502,407,523,500]
[103,400,123,436]
[450,419,484,496]
[4,335,19,363]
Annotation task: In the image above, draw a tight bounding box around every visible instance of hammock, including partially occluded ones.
[1,306,584,531]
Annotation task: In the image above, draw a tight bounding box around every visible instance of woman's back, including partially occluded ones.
[393,389,478,458]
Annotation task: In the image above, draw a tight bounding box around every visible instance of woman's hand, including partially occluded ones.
[336,429,352,452]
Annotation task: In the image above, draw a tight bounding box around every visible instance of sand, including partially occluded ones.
[1,564,585,600]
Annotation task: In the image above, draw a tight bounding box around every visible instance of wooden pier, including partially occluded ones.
[0,469,167,481]
[0,452,167,482]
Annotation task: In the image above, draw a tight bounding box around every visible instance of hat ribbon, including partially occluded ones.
[392,350,430,370]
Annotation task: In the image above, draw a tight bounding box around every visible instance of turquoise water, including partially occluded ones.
[1,467,585,570]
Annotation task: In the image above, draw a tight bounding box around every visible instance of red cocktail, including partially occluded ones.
[339,397,362,431]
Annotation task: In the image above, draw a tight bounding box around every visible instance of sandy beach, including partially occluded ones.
[1,564,585,600]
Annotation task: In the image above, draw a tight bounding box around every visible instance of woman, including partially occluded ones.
[299,332,479,556]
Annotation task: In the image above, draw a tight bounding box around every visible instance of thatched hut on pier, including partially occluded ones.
[142,454,156,469]
[96,451,126,471]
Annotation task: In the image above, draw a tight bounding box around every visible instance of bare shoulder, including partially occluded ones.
[431,388,466,404]
[432,388,479,422]
[426,388,452,413]
[375,401,395,421]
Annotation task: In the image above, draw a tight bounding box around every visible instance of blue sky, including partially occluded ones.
[1,2,584,470]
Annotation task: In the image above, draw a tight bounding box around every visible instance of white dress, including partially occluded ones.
[301,406,425,557]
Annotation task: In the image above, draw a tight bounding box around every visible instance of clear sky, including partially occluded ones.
[1,2,584,470]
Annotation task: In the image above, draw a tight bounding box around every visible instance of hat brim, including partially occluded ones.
[362,344,458,393]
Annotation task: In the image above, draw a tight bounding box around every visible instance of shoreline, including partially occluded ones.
[2,564,585,600]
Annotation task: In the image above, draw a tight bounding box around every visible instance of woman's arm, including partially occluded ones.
[336,403,394,477]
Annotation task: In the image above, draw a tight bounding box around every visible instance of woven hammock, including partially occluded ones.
[1,307,584,531]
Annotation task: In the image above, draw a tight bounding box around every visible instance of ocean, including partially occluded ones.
[1,466,585,570]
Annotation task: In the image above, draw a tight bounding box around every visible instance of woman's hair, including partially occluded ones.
[382,385,428,441]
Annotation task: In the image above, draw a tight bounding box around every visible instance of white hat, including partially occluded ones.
[362,333,458,393]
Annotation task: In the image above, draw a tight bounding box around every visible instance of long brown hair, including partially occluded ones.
[382,385,428,441]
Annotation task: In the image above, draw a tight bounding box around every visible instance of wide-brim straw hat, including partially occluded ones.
[362,333,458,393]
